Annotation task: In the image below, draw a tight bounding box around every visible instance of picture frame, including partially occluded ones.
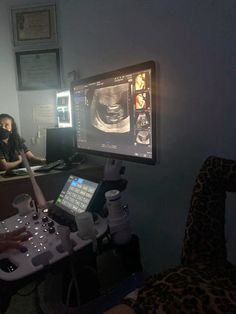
[11,4,57,47]
[16,49,61,90]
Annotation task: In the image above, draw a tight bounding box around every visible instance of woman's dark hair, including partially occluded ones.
[0,113,23,152]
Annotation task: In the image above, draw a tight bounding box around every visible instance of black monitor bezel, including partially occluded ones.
[70,60,157,165]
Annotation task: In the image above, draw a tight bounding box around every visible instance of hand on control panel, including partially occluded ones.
[0,227,32,253]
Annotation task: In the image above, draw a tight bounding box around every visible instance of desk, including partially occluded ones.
[0,163,104,220]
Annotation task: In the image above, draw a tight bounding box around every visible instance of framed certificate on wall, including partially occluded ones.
[11,4,57,47]
[16,49,61,90]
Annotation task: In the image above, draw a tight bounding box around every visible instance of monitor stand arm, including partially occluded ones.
[93,158,127,217]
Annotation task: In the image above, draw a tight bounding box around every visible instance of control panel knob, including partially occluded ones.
[48,220,54,227]
[49,226,55,234]
[42,216,48,223]
[19,246,28,253]
[32,213,39,220]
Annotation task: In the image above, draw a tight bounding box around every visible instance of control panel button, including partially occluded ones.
[42,216,48,223]
[49,227,55,234]
[32,213,39,220]
[48,220,54,227]
[19,246,28,253]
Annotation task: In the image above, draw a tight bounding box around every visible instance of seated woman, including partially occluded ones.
[105,156,236,313]
[0,113,45,171]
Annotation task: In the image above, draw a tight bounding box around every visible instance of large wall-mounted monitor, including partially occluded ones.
[71,61,157,165]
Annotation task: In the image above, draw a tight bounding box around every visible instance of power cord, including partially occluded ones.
[65,255,81,313]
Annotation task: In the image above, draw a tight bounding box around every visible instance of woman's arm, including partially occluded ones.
[0,156,22,171]
[25,150,46,164]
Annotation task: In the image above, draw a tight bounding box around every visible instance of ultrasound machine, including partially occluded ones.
[0,175,106,281]
[0,60,157,311]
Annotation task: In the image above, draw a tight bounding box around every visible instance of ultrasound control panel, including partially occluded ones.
[56,175,99,216]
[49,175,101,231]
[0,210,107,281]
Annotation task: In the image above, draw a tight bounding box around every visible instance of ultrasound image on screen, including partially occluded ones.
[136,130,150,144]
[71,61,156,163]
[90,83,130,133]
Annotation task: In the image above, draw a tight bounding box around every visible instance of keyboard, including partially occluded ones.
[34,160,64,172]
[11,165,42,174]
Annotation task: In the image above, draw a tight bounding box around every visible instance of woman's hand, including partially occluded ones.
[17,155,22,163]
[25,151,46,164]
[39,158,46,164]
[0,227,32,253]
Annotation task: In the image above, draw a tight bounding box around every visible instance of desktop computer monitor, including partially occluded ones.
[71,61,157,165]
[46,127,75,163]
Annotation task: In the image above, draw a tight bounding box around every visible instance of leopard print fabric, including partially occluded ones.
[124,156,236,313]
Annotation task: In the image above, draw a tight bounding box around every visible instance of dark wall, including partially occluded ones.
[57,0,236,273]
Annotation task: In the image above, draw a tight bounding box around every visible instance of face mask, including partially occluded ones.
[0,128,10,140]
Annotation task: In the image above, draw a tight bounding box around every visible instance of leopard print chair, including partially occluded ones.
[122,156,236,313]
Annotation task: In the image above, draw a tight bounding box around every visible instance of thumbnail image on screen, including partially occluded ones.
[71,61,156,164]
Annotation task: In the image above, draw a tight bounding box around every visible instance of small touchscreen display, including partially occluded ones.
[55,175,98,216]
